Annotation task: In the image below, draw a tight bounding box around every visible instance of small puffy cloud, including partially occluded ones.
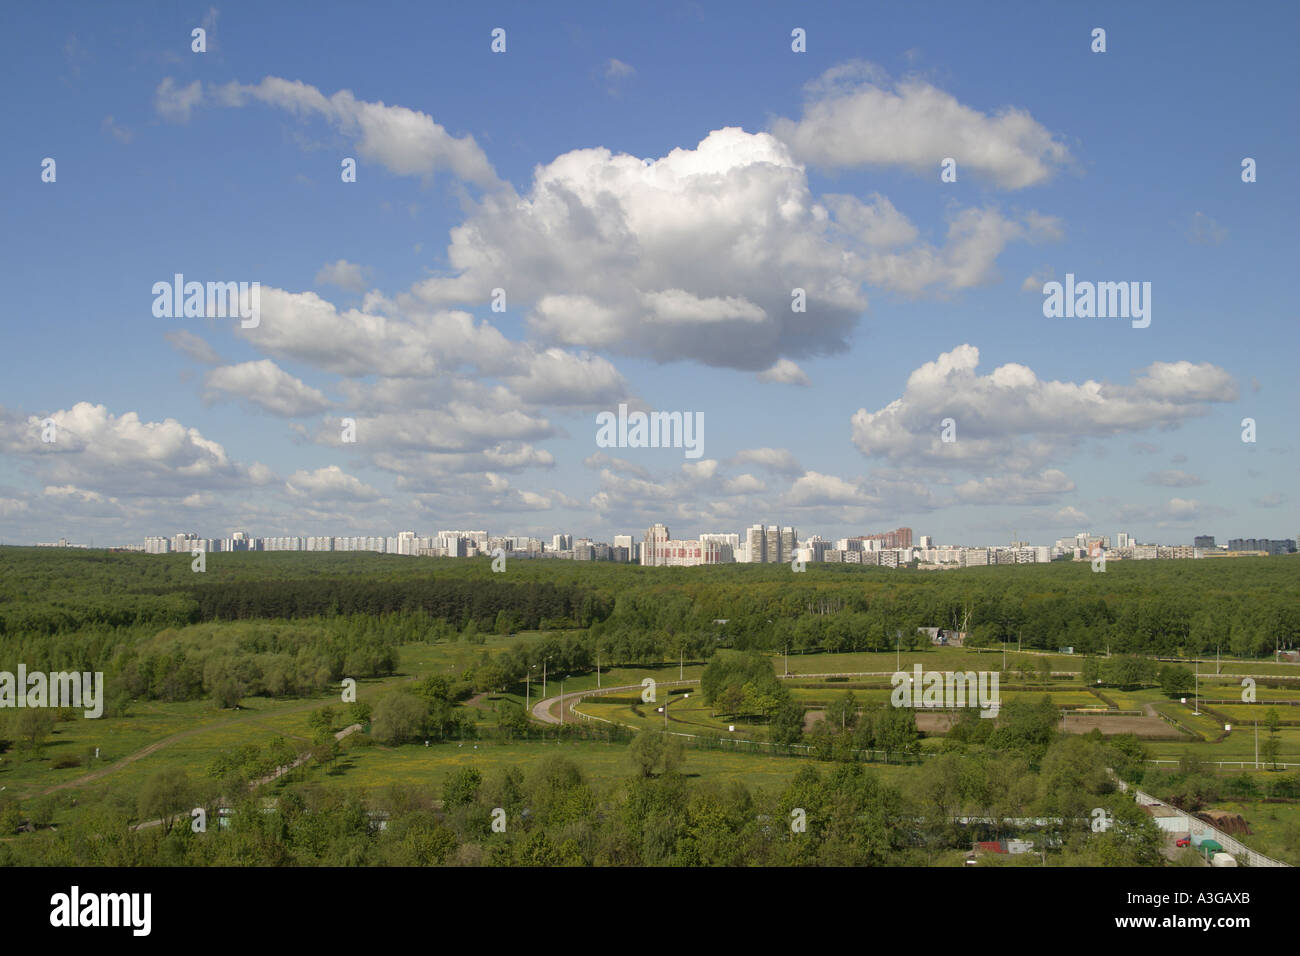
[315,259,369,292]
[216,76,500,188]
[503,349,630,407]
[1052,505,1090,526]
[758,359,810,386]
[682,459,719,482]
[583,451,650,480]
[954,470,1075,504]
[786,471,867,506]
[722,474,765,494]
[730,447,803,476]
[771,61,1071,189]
[1022,266,1054,292]
[823,193,918,248]
[857,205,1062,295]
[286,465,381,501]
[155,77,202,122]
[203,360,332,416]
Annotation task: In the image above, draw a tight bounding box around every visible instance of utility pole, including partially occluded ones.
[1194,659,1199,716]
[597,651,600,689]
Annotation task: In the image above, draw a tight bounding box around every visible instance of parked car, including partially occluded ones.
[1175,837,1191,847]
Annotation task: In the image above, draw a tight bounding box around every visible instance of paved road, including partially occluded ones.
[531,680,700,726]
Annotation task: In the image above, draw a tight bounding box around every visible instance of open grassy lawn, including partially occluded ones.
[1147,723,1300,763]
[1206,800,1300,865]
[776,647,1085,676]
[286,736,885,796]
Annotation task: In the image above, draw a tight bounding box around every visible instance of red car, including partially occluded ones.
[1175,837,1191,847]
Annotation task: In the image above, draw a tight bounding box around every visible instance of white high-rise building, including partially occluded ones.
[643,523,670,566]
[699,533,738,562]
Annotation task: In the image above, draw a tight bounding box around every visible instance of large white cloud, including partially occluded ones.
[406,126,1060,369]
[0,403,274,498]
[851,345,1238,469]
[411,127,868,369]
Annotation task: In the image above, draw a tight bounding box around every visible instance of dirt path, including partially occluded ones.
[29,699,320,798]
[27,673,420,799]
[133,723,363,831]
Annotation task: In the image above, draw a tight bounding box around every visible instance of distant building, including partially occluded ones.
[643,523,670,567]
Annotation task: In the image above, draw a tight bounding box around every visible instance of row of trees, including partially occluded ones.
[0,730,1167,866]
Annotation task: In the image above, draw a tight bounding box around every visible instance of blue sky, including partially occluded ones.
[1,0,1297,548]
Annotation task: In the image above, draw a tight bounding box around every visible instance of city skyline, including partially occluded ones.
[18,521,1299,561]
[3,4,1297,550]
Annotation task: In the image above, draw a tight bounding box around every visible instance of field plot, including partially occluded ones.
[1061,712,1186,738]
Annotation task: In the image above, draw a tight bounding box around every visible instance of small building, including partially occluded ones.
[920,627,966,647]
[1141,803,1184,833]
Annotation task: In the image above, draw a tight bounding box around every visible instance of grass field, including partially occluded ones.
[8,631,1300,849]
[1206,800,1300,865]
